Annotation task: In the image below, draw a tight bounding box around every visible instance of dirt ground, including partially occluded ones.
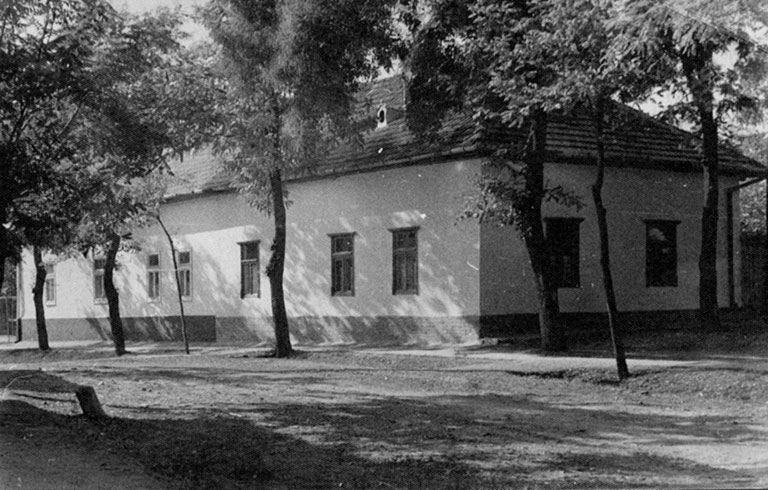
[2,342,768,489]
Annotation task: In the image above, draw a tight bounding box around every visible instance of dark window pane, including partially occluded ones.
[241,242,259,260]
[546,218,580,288]
[392,229,418,294]
[646,221,678,287]
[332,236,353,254]
[331,234,354,295]
[240,242,259,297]
[148,254,159,267]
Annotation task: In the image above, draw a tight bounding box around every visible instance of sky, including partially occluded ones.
[110,0,205,14]
[110,0,210,42]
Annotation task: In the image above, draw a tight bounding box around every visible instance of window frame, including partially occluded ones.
[44,263,56,306]
[645,219,679,288]
[147,253,161,301]
[329,233,355,297]
[93,257,107,303]
[239,241,260,298]
[545,217,583,289]
[176,250,192,299]
[391,227,419,295]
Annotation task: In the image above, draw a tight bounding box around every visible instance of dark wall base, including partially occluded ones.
[20,316,216,343]
[20,315,481,346]
[217,315,481,346]
[480,309,703,339]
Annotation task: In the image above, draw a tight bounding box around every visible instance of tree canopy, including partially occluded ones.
[200,0,403,356]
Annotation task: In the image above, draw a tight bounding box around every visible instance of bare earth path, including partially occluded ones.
[2,342,768,489]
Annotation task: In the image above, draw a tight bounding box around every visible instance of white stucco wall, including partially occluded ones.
[480,163,742,315]
[17,158,745,341]
[18,160,483,331]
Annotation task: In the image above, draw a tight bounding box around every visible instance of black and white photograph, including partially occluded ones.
[2,0,768,487]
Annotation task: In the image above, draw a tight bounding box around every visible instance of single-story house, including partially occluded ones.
[16,77,764,345]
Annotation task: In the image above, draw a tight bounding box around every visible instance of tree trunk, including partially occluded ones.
[762,182,768,315]
[591,97,629,381]
[521,110,566,352]
[266,166,293,357]
[157,215,190,355]
[104,233,126,356]
[32,246,49,351]
[682,52,721,331]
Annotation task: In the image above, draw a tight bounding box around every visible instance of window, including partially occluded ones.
[94,258,106,300]
[177,251,192,298]
[44,263,55,306]
[330,234,354,296]
[240,241,260,298]
[147,254,160,300]
[646,220,678,287]
[376,105,387,128]
[546,218,582,288]
[392,228,418,295]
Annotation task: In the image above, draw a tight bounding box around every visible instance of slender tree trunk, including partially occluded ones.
[762,182,768,315]
[157,215,190,354]
[591,97,629,381]
[521,110,566,352]
[266,166,293,357]
[682,52,721,331]
[263,99,292,358]
[31,246,49,351]
[104,233,126,356]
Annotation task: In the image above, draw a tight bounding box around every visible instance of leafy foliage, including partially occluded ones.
[611,0,768,135]
[610,0,768,328]
[200,0,403,356]
[0,1,218,256]
[200,0,402,210]
[1,0,222,354]
[741,180,766,235]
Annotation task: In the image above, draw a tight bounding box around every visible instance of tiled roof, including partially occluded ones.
[165,76,765,199]
[165,147,231,198]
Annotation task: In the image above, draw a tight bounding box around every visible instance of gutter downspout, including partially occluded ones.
[726,175,768,309]
[15,260,22,342]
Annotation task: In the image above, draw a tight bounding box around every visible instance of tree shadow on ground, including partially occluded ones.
[93,391,763,488]
[4,363,766,489]
[0,398,488,490]
[228,394,758,488]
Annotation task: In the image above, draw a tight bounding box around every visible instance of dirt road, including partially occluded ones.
[2,343,768,488]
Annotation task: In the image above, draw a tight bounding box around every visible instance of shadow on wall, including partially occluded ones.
[275,217,480,346]
[163,213,482,347]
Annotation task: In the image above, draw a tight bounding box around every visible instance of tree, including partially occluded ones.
[613,0,768,330]
[70,14,221,356]
[0,0,113,298]
[510,0,644,378]
[405,0,576,351]
[1,1,220,355]
[200,0,401,357]
[17,183,84,351]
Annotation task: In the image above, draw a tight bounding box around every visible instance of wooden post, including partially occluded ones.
[157,215,190,354]
[75,385,107,420]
